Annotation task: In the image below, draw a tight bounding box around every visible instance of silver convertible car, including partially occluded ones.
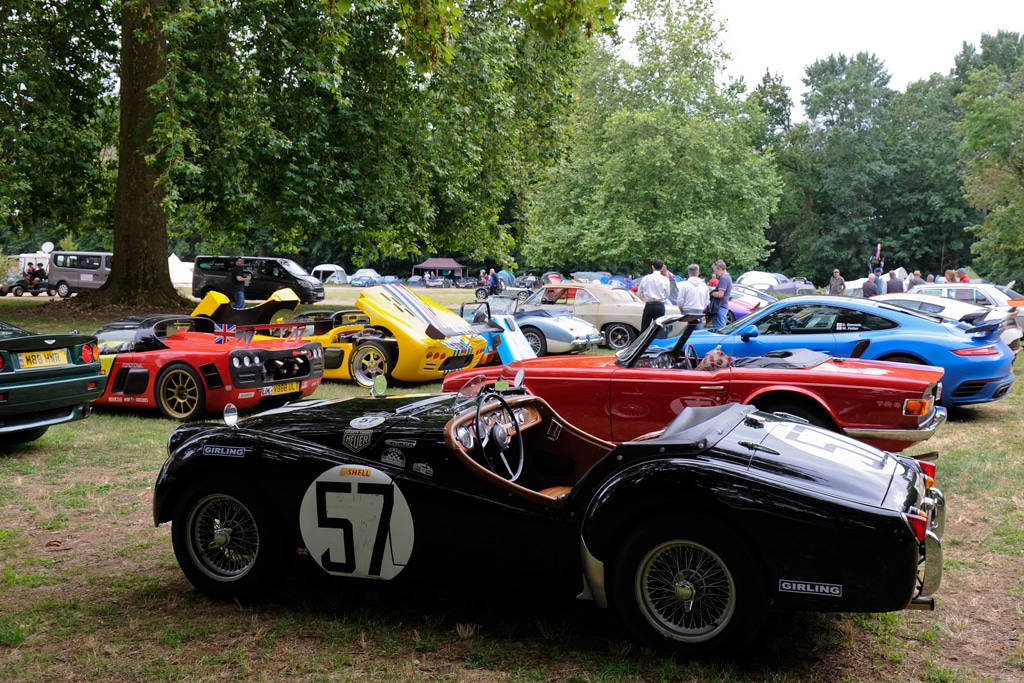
[488,295,602,356]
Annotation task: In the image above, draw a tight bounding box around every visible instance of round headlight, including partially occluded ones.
[232,357,240,368]
[243,356,251,367]
[253,355,261,365]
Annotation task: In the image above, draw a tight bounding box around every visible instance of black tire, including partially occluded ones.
[475,287,489,301]
[55,281,71,298]
[603,323,637,351]
[521,326,547,356]
[516,290,530,303]
[171,479,283,599]
[726,309,736,324]
[30,290,40,297]
[155,363,206,421]
[880,354,922,364]
[46,289,56,297]
[611,519,766,654]
[350,341,396,388]
[761,399,834,431]
[11,285,23,297]
[4,426,49,446]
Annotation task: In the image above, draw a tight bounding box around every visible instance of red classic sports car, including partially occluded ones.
[442,315,947,453]
[94,315,323,420]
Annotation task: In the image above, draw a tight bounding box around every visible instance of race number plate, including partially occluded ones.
[19,349,68,369]
[272,380,300,395]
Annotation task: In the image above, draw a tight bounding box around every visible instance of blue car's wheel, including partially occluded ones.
[521,326,547,356]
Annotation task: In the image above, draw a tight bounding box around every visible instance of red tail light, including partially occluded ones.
[917,460,937,483]
[952,344,998,356]
[905,511,929,542]
[81,343,95,363]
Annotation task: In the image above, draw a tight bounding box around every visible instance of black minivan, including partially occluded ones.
[192,255,325,304]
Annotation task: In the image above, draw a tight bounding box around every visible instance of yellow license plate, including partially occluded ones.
[19,349,69,369]
[273,381,300,395]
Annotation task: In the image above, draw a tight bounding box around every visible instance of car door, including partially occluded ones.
[719,303,840,356]
[607,365,729,441]
[832,305,900,357]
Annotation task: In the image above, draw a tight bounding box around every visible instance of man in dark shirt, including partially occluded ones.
[862,273,879,298]
[231,257,251,310]
[885,270,904,293]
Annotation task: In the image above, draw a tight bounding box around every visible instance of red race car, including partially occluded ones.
[95,315,323,420]
[442,315,947,452]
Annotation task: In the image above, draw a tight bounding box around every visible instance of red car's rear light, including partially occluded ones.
[905,511,929,542]
[952,344,999,356]
[903,396,933,417]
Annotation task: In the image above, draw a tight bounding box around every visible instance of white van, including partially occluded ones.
[48,251,113,298]
[310,264,348,284]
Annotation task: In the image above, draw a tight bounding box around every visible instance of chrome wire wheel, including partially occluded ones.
[185,493,260,583]
[635,539,736,642]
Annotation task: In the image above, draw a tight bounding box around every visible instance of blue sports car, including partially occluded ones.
[655,295,1015,406]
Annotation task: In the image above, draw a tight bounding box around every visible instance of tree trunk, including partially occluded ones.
[91,0,183,308]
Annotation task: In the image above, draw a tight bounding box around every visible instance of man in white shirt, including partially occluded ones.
[677,263,710,328]
[637,259,670,332]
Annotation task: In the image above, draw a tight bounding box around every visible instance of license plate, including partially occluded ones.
[19,349,69,369]
[272,381,300,395]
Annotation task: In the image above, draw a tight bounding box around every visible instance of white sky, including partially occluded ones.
[712,0,1024,113]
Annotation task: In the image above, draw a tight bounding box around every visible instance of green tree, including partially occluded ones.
[957,63,1024,283]
[522,0,779,274]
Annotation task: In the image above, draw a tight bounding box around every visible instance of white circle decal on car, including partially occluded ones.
[299,465,414,579]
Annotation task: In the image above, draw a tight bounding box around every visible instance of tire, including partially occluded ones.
[155,364,206,421]
[4,426,49,446]
[610,519,766,654]
[880,354,922,364]
[726,310,736,324]
[171,479,283,599]
[516,290,530,303]
[350,341,396,388]
[11,286,23,297]
[56,281,71,298]
[603,323,637,351]
[46,289,56,297]
[760,399,835,431]
[475,287,488,301]
[521,326,547,356]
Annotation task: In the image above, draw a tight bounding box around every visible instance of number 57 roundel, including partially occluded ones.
[298,465,414,580]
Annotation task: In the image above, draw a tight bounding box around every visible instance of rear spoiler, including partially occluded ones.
[233,322,310,346]
[964,318,1004,340]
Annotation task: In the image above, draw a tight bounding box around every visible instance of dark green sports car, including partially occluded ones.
[0,320,108,446]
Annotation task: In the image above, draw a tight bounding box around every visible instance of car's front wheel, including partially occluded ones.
[520,326,547,356]
[603,323,636,351]
[475,287,488,301]
[611,519,766,654]
[171,480,283,599]
[55,281,71,298]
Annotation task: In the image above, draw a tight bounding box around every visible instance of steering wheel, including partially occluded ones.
[683,343,700,370]
[474,392,524,482]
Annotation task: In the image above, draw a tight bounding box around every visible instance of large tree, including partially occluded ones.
[522,0,779,274]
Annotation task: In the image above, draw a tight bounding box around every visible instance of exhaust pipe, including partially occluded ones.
[907,596,935,611]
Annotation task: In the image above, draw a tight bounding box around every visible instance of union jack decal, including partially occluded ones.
[214,323,236,343]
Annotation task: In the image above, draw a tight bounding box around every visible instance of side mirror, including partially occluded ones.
[223,403,239,428]
[371,374,387,397]
[740,325,759,342]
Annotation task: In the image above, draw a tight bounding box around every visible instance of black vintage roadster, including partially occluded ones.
[153,378,944,653]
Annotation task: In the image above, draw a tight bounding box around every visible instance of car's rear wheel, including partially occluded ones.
[350,341,395,387]
[475,287,488,301]
[521,326,547,356]
[4,426,49,446]
[880,354,921,364]
[55,281,71,298]
[758,398,835,431]
[171,480,283,599]
[516,290,530,303]
[603,323,636,351]
[611,519,766,654]
[11,285,24,297]
[156,364,206,421]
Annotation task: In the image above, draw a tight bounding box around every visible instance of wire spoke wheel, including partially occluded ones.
[637,539,736,641]
[186,493,260,582]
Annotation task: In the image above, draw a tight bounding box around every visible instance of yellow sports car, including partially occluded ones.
[295,284,487,386]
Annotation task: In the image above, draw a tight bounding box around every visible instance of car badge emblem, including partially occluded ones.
[45,339,56,345]
[342,430,373,452]
[350,415,385,429]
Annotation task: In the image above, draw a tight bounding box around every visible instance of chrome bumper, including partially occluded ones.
[843,406,947,443]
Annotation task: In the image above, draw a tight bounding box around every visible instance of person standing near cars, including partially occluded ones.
[677,264,710,327]
[707,260,732,330]
[828,269,846,295]
[231,256,251,310]
[637,259,670,332]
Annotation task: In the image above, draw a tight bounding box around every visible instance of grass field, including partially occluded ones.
[0,293,1022,682]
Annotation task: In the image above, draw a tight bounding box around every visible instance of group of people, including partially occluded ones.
[24,261,47,288]
[636,259,732,331]
[828,266,971,299]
